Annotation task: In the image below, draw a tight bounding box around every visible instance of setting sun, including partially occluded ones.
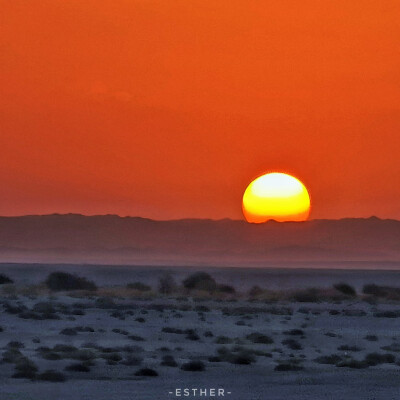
[242,173,311,223]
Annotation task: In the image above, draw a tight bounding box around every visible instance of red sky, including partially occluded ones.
[1,1,399,220]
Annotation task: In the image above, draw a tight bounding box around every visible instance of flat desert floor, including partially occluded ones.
[2,285,400,399]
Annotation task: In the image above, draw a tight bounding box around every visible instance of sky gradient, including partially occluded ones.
[1,1,399,220]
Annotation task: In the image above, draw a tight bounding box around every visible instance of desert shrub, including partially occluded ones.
[158,273,176,295]
[336,359,368,369]
[121,355,143,366]
[274,363,303,371]
[7,341,24,349]
[53,344,78,352]
[218,284,236,294]
[134,368,158,377]
[128,335,145,341]
[95,297,116,309]
[248,286,263,297]
[290,288,319,303]
[60,328,77,336]
[181,360,205,371]
[381,343,400,352]
[364,353,395,366]
[161,355,178,367]
[283,329,304,336]
[112,328,129,335]
[246,332,274,344]
[162,327,185,334]
[65,363,90,372]
[37,370,66,382]
[374,310,400,318]
[337,345,362,352]
[127,282,151,291]
[342,309,367,317]
[0,274,13,285]
[183,272,217,292]
[101,352,122,362]
[12,358,38,379]
[215,336,234,344]
[364,335,378,342]
[2,349,24,363]
[333,283,356,296]
[314,354,342,365]
[361,284,400,298]
[45,272,97,291]
[186,330,200,341]
[282,339,302,350]
[230,351,256,365]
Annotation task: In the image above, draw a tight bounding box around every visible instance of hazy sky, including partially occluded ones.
[1,1,399,220]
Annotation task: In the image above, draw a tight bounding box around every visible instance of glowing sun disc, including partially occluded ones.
[242,172,311,223]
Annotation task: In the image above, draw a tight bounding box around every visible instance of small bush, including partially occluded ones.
[121,355,143,366]
[246,332,273,344]
[248,286,263,297]
[364,335,378,342]
[181,361,205,371]
[282,339,302,350]
[274,363,303,371]
[12,358,38,379]
[0,274,13,285]
[337,345,362,352]
[158,273,176,295]
[362,284,400,298]
[183,272,217,292]
[291,288,319,303]
[37,370,67,382]
[314,354,342,365]
[364,353,395,366]
[45,272,97,292]
[283,329,304,336]
[7,341,24,349]
[134,368,158,377]
[336,359,368,369]
[60,328,77,336]
[127,282,151,291]
[161,355,178,367]
[217,284,236,294]
[65,363,90,372]
[333,283,356,296]
[128,335,145,342]
[215,336,234,344]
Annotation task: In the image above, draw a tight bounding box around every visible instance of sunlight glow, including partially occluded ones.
[242,172,311,223]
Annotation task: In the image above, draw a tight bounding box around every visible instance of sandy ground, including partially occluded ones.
[1,293,400,399]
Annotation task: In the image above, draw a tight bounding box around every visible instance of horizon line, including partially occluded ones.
[0,213,397,223]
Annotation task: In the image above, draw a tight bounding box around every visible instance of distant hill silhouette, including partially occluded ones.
[0,214,399,266]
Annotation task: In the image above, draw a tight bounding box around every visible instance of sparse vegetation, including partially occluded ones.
[127,282,151,291]
[333,283,356,296]
[134,368,158,377]
[161,355,178,367]
[158,273,176,295]
[0,273,13,285]
[183,272,217,292]
[65,362,90,372]
[37,370,67,382]
[181,360,205,371]
[364,353,395,366]
[45,272,97,292]
[246,332,274,344]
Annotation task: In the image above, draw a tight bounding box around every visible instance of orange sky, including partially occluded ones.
[1,1,399,220]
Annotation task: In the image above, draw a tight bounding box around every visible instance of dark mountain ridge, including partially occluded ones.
[0,214,399,266]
